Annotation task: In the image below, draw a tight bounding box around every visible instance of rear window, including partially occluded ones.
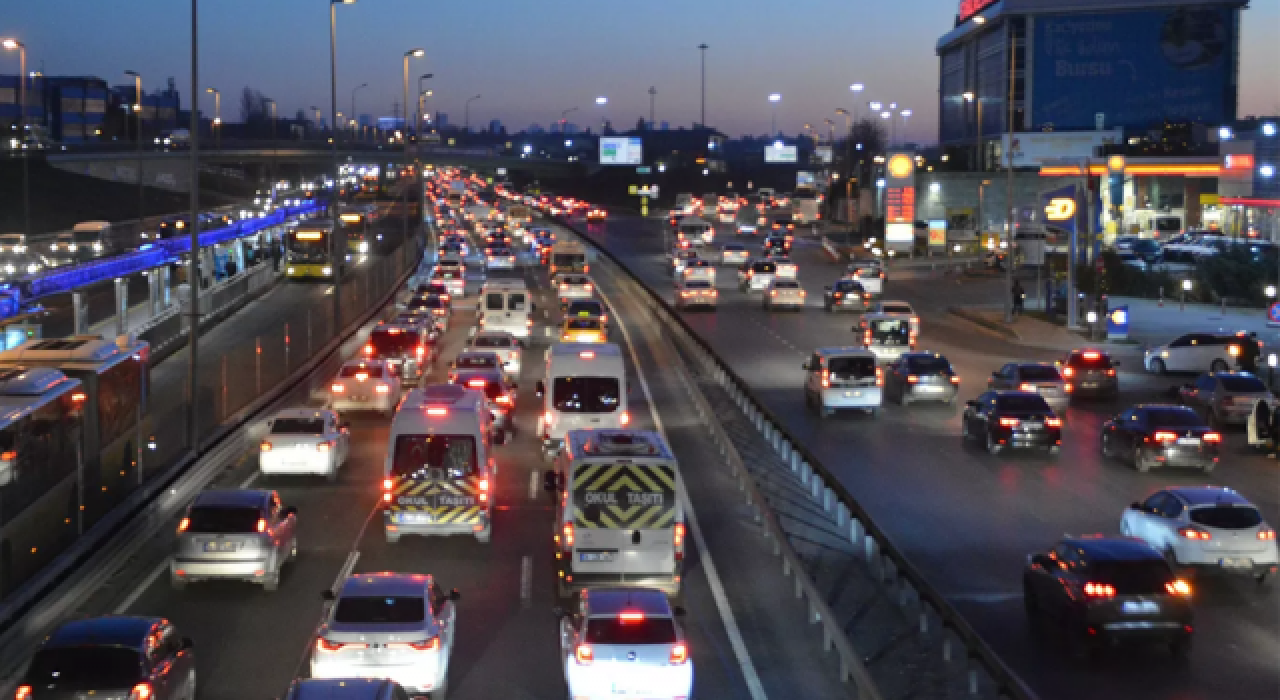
[834,280,862,292]
[1143,408,1203,427]
[473,335,512,348]
[1067,353,1113,368]
[827,356,876,378]
[751,262,776,273]
[553,377,621,413]
[272,418,325,434]
[856,268,880,279]
[1018,366,1062,381]
[1189,506,1262,529]
[774,280,800,289]
[1219,376,1267,392]
[1090,561,1173,595]
[567,301,603,316]
[27,647,142,687]
[370,330,420,355]
[340,365,384,378]
[333,596,426,624]
[508,293,527,311]
[684,280,712,289]
[907,356,951,374]
[186,505,261,533]
[882,304,912,314]
[391,434,477,478]
[585,617,677,645]
[485,293,504,310]
[566,319,600,330]
[996,395,1052,413]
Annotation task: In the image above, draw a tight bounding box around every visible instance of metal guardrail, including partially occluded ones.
[562,216,1040,700]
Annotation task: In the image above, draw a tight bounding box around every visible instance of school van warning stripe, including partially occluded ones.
[572,463,676,530]
[388,479,482,523]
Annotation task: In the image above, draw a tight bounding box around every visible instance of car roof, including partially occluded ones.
[1134,403,1197,413]
[343,358,390,369]
[1063,536,1163,562]
[901,352,949,362]
[816,346,875,357]
[271,408,334,421]
[338,572,431,597]
[1167,486,1252,507]
[1015,362,1057,371]
[584,588,672,617]
[45,616,161,650]
[192,489,271,509]
[457,350,500,360]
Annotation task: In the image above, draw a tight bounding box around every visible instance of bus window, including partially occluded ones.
[0,395,80,527]
[97,359,143,449]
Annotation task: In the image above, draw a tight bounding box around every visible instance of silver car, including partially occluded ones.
[720,243,750,266]
[312,572,460,696]
[763,278,806,311]
[1178,371,1274,427]
[171,489,298,591]
[988,362,1069,415]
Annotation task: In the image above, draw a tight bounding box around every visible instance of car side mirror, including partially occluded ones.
[449,588,461,601]
[321,590,336,602]
[283,506,298,518]
[535,380,545,398]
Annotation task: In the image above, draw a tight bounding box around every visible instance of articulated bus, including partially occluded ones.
[340,205,380,255]
[0,367,85,596]
[286,220,347,280]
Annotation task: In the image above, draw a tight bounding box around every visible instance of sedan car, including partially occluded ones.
[823,278,869,312]
[988,362,1070,415]
[1121,486,1278,584]
[17,617,195,700]
[171,489,298,591]
[313,572,459,697]
[556,274,594,305]
[720,243,750,266]
[675,278,718,310]
[671,248,699,276]
[1178,371,1273,427]
[558,588,693,700]
[1023,537,1192,658]
[586,207,607,221]
[330,360,403,415]
[467,330,522,378]
[453,369,517,434]
[1058,349,1119,398]
[763,278,806,311]
[884,352,959,405]
[484,245,517,270]
[962,390,1062,455]
[737,260,776,292]
[560,317,608,343]
[1100,404,1221,472]
[762,235,792,257]
[259,408,350,480]
[404,294,451,333]
[430,265,467,299]
[448,350,505,380]
[565,298,609,332]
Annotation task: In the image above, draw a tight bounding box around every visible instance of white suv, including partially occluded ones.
[1144,333,1242,374]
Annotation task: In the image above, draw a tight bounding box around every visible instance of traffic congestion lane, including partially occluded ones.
[569,212,1280,700]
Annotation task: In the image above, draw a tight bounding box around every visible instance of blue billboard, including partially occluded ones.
[1032,7,1234,131]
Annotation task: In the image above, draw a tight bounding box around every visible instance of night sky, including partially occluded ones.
[3,0,1276,140]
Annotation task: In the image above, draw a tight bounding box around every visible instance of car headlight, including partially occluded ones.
[93,242,103,251]
[322,266,332,276]
[69,244,78,252]
[26,263,38,274]
[50,243,58,250]
[4,265,14,274]
[14,245,24,253]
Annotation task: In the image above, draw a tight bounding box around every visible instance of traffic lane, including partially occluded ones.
[583,216,1280,700]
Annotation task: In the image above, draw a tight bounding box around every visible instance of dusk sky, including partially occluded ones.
[3,0,1277,142]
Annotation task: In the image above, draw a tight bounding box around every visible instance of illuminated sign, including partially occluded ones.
[958,0,998,21]
[885,186,916,224]
[887,154,913,179]
[1107,155,1125,172]
[1224,154,1255,171]
[886,223,914,243]
[1044,197,1077,221]
[927,220,947,247]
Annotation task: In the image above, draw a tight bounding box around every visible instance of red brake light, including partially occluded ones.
[1258,528,1276,541]
[467,378,487,388]
[1019,383,1034,391]
[1166,580,1192,595]
[999,417,1020,427]
[384,478,393,490]
[129,683,153,700]
[355,372,369,382]
[15,686,31,700]
[619,411,630,426]
[950,376,961,384]
[1061,367,1075,378]
[331,383,345,393]
[1202,432,1222,443]
[906,375,919,384]
[1082,351,1100,360]
[1106,368,1116,377]
[1153,431,1178,442]
[426,407,448,416]
[575,643,593,665]
[257,518,267,533]
[562,522,574,547]
[1178,526,1212,540]
[579,351,595,359]
[374,384,390,394]
[670,643,689,664]
[260,441,272,452]
[618,612,646,623]
[390,636,440,651]
[416,345,426,357]
[1044,417,1063,427]
[495,395,512,405]
[875,367,883,387]
[364,344,374,355]
[317,441,333,452]
[316,638,368,652]
[177,517,189,533]
[1083,582,1116,597]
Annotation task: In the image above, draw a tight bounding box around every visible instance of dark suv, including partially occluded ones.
[1023,537,1193,658]
[18,616,196,700]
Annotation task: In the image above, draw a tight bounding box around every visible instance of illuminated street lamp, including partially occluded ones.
[125,70,145,229]
[206,87,221,148]
[1,37,29,239]
[768,93,781,136]
[402,48,425,243]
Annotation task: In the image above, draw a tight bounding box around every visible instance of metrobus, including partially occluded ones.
[0,335,151,532]
[286,220,347,280]
[0,366,85,596]
[340,206,378,255]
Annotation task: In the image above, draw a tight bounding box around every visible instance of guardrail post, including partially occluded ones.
[73,291,88,335]
[811,474,824,502]
[789,452,800,472]
[864,534,876,564]
[837,503,849,527]
[823,487,835,515]
[800,461,812,487]
[851,517,862,544]
[162,265,172,308]
[114,277,128,336]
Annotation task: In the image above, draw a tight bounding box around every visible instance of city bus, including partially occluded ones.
[286,220,347,280]
[0,335,151,530]
[0,366,85,596]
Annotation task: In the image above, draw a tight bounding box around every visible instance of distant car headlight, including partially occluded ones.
[26,263,39,274]
[93,242,103,251]
[50,243,58,251]
[14,245,24,253]
[69,244,78,252]
[4,265,14,274]
[359,242,369,253]
[322,266,333,276]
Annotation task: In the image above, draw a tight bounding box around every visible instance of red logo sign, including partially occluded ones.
[958,0,999,21]
[1224,154,1255,171]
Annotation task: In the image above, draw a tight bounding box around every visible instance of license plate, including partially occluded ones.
[579,551,616,563]
[203,541,238,552]
[1121,600,1159,614]
[396,512,433,524]
[1219,557,1252,569]
[1177,437,1200,446]
[1081,382,1097,388]
[844,391,861,398]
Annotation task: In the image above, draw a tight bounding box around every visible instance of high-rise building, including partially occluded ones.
[488,118,503,133]
[435,112,449,128]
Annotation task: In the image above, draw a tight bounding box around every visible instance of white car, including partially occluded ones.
[258,408,350,480]
[330,359,403,416]
[312,572,459,697]
[872,300,920,334]
[1144,333,1243,374]
[763,278,805,311]
[737,259,776,292]
[675,278,718,310]
[484,246,517,270]
[431,265,466,299]
[720,243,749,266]
[557,274,594,304]
[671,249,699,276]
[845,261,884,296]
[803,347,882,417]
[1122,486,1278,584]
[559,588,693,700]
[467,330,522,378]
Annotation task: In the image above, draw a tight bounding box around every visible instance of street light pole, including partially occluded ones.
[187,0,201,446]
[2,39,29,240]
[768,93,780,137]
[697,43,708,127]
[265,98,277,190]
[402,49,425,245]
[417,73,433,140]
[1003,31,1018,323]
[464,94,481,132]
[330,0,354,332]
[350,82,367,143]
[206,87,220,149]
[560,106,578,133]
[126,70,145,235]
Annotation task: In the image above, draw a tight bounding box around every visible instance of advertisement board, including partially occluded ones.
[599,137,643,165]
[764,144,798,163]
[814,145,833,164]
[927,220,948,247]
[796,171,816,188]
[999,130,1123,167]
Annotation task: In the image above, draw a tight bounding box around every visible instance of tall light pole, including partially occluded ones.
[1004,32,1018,323]
[2,39,28,240]
[594,96,608,132]
[648,86,656,128]
[265,98,277,189]
[125,70,145,233]
[186,0,201,447]
[963,91,983,170]
[768,93,781,137]
[824,118,835,145]
[206,87,220,149]
[697,43,708,127]
[560,106,578,133]
[402,48,425,244]
[330,0,355,333]
[417,73,433,139]
[836,108,854,227]
[350,82,368,142]
[464,94,481,132]
[899,108,912,145]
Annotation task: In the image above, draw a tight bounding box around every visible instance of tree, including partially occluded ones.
[841,117,887,192]
[635,117,646,132]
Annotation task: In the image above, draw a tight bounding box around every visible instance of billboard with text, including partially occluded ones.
[599,137,643,165]
[764,144,798,163]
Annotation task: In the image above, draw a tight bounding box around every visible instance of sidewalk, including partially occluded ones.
[948,304,1089,351]
[1106,296,1276,344]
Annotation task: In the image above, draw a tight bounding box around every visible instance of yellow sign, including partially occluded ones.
[1107,155,1125,172]
[887,154,913,179]
[628,185,639,195]
[1199,193,1220,206]
[1044,197,1077,221]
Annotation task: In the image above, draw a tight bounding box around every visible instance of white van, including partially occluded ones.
[536,343,628,461]
[383,384,500,544]
[544,430,684,598]
[477,278,534,340]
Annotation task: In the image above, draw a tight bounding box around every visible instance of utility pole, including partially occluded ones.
[126,71,145,237]
[1003,27,1018,323]
[187,0,201,447]
[697,44,708,126]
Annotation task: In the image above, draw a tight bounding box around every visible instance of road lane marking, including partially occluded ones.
[239,469,260,490]
[947,592,1023,604]
[331,550,361,593]
[529,470,539,500]
[520,556,533,609]
[114,558,170,614]
[595,284,769,700]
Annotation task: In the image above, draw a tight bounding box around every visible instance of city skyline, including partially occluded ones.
[2,0,1277,142]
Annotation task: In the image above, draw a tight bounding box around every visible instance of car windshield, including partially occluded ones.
[996,395,1051,412]
[391,434,477,478]
[271,418,325,434]
[1143,408,1203,427]
[186,506,261,534]
[1067,353,1112,368]
[585,617,677,645]
[907,356,952,374]
[566,319,601,330]
[1090,561,1172,595]
[1220,376,1267,392]
[1019,366,1062,381]
[27,647,141,688]
[333,596,425,624]
[827,356,876,379]
[1189,506,1262,529]
[472,335,512,348]
[552,376,620,413]
[882,304,912,314]
[339,365,384,378]
[751,262,776,273]
[774,280,800,289]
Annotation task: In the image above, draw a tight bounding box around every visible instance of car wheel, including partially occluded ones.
[263,573,279,592]
[1133,446,1151,472]
[1151,358,1167,375]
[986,431,1003,455]
[1210,359,1228,373]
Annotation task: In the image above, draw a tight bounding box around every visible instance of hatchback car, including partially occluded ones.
[1099,404,1221,473]
[557,274,594,305]
[1144,333,1242,374]
[558,588,693,700]
[404,294,451,333]
[484,245,517,270]
[171,489,298,591]
[1023,537,1193,658]
[449,350,504,380]
[720,243,750,266]
[962,390,1062,455]
[312,573,460,697]
[884,352,959,405]
[565,298,609,332]
[803,347,882,417]
[1121,487,1278,584]
[1178,371,1273,427]
[823,278,869,312]
[467,330,523,377]
[259,408,350,480]
[763,278,805,310]
[738,260,777,292]
[560,317,608,343]
[17,617,196,700]
[988,363,1070,415]
[675,278,718,310]
[1058,349,1119,399]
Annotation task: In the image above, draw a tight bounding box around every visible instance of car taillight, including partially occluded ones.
[331,383,345,393]
[1165,580,1192,596]
[1019,383,1034,391]
[416,345,426,357]
[875,367,883,387]
[950,376,960,384]
[575,643,593,665]
[317,441,333,452]
[820,369,830,388]
[316,638,368,652]
[863,332,872,345]
[1178,526,1212,541]
[619,411,631,426]
[495,395,512,405]
[999,417,1020,427]
[1202,432,1222,443]
[1106,368,1116,377]
[390,636,441,651]
[177,517,189,533]
[364,344,374,355]
[674,522,686,560]
[563,522,574,549]
[1258,528,1276,541]
[1152,431,1178,443]
[1083,582,1115,598]
[375,384,390,394]
[907,375,919,384]
[1062,384,1073,393]
[1062,367,1074,377]
[1042,417,1062,428]
[670,643,689,664]
[257,518,267,533]
[128,683,153,700]
[260,441,273,452]
[14,685,31,700]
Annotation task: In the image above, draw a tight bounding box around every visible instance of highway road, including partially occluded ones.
[566,211,1280,700]
[19,218,853,700]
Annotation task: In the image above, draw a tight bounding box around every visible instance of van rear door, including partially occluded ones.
[571,461,678,580]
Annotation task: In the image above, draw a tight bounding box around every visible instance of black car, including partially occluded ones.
[156,216,191,239]
[885,352,960,405]
[762,235,791,256]
[1059,349,1119,398]
[1099,404,1221,473]
[364,322,438,384]
[1023,536,1193,658]
[822,278,869,312]
[962,390,1062,455]
[18,616,196,700]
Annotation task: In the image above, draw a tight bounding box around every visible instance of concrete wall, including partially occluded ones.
[48,157,191,192]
